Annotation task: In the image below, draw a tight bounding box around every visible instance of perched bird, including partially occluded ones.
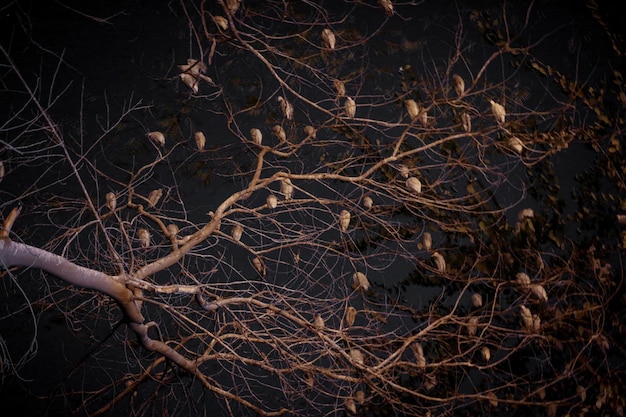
[138,228,150,248]
[226,0,240,13]
[515,272,531,289]
[422,232,432,251]
[166,224,179,237]
[432,252,446,273]
[378,0,394,15]
[518,208,534,221]
[344,96,356,119]
[418,106,428,126]
[481,346,491,361]
[231,224,243,242]
[277,96,293,120]
[146,131,166,147]
[250,128,263,145]
[530,284,548,302]
[148,189,163,207]
[266,194,278,209]
[467,317,479,337]
[339,210,351,232]
[313,314,325,330]
[519,305,533,330]
[353,272,370,291]
[194,131,206,151]
[303,125,316,139]
[321,28,336,50]
[345,398,357,415]
[508,136,523,154]
[461,112,471,132]
[272,125,287,142]
[280,178,293,200]
[252,256,266,276]
[405,99,419,121]
[412,342,425,364]
[471,293,483,308]
[362,196,373,210]
[213,15,228,30]
[406,177,422,194]
[452,74,465,97]
[180,73,199,94]
[344,306,357,327]
[333,79,346,97]
[350,348,364,365]
[105,192,116,211]
[489,99,506,124]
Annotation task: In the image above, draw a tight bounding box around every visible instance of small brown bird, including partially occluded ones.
[321,28,336,50]
[146,131,165,147]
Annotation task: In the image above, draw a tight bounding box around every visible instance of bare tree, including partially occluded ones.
[1,1,624,416]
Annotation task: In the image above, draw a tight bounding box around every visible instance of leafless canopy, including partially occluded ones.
[1,1,624,416]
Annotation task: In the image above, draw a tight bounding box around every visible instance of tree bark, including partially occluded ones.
[0,238,144,323]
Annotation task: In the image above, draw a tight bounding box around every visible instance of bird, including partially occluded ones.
[418,106,428,125]
[252,256,266,276]
[432,252,446,273]
[345,398,357,415]
[313,314,325,330]
[519,305,533,330]
[461,112,471,132]
[333,79,346,97]
[515,272,531,289]
[452,74,465,97]
[231,224,243,242]
[105,192,116,211]
[180,73,199,94]
[378,0,394,16]
[272,125,286,142]
[406,177,422,194]
[489,99,506,124]
[467,317,478,337]
[530,284,548,302]
[146,131,166,147]
[422,232,432,251]
[250,128,263,145]
[339,210,351,232]
[226,0,240,13]
[481,346,491,361]
[266,194,278,209]
[148,189,163,207]
[344,306,357,327]
[166,224,179,237]
[321,28,336,50]
[194,131,206,151]
[362,196,373,210]
[508,136,523,154]
[344,96,356,118]
[213,15,228,30]
[471,293,483,308]
[138,228,150,248]
[405,99,419,121]
[277,96,293,120]
[303,125,316,139]
[280,179,293,200]
[349,348,364,365]
[353,272,370,291]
